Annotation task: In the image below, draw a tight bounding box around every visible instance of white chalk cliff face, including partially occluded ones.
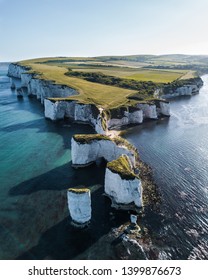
[163,85,198,98]
[159,101,170,116]
[44,99,105,134]
[136,104,157,119]
[8,63,78,103]
[44,99,77,121]
[107,109,143,130]
[8,63,171,133]
[20,73,33,88]
[44,99,68,120]
[28,78,78,104]
[104,168,142,208]
[161,78,203,99]
[106,102,171,130]
[7,63,28,78]
[71,137,135,167]
[67,189,91,225]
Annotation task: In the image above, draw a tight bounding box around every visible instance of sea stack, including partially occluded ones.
[16,87,23,98]
[10,80,16,90]
[104,155,143,209]
[67,188,91,227]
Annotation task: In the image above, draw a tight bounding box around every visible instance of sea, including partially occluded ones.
[0,63,207,260]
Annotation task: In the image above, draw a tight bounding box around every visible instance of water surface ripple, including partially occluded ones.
[124,75,208,259]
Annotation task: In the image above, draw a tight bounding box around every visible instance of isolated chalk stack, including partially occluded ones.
[67,188,91,227]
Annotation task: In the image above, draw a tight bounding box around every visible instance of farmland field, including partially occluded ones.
[19,54,203,109]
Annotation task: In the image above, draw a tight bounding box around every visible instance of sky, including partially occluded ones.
[1,0,208,61]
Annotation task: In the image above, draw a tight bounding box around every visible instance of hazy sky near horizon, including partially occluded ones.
[1,0,208,61]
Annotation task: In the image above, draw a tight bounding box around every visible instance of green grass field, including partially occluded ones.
[65,67,188,83]
[123,69,187,83]
[20,61,137,109]
[19,55,202,109]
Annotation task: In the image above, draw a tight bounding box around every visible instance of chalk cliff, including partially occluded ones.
[158,101,170,116]
[28,78,78,103]
[104,101,170,130]
[136,103,157,119]
[8,63,78,103]
[44,99,105,134]
[71,134,136,167]
[7,63,29,78]
[8,63,171,132]
[67,188,91,226]
[162,77,203,98]
[104,155,143,208]
[106,108,143,129]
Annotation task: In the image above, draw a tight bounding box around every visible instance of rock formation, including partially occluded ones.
[136,103,157,119]
[158,101,170,116]
[7,63,172,134]
[71,134,136,167]
[104,155,143,208]
[161,77,203,98]
[104,100,170,130]
[16,87,23,98]
[67,188,91,226]
[44,99,105,134]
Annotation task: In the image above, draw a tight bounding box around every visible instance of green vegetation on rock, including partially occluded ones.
[112,136,138,157]
[163,77,203,95]
[19,60,137,109]
[18,54,206,110]
[68,188,90,194]
[65,70,157,97]
[73,134,110,144]
[73,134,138,159]
[107,155,138,180]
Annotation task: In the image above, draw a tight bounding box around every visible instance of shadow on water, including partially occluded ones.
[16,217,97,260]
[9,162,106,196]
[12,166,129,260]
[16,207,129,260]
[2,115,95,151]
[6,160,129,260]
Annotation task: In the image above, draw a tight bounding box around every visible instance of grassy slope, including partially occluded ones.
[68,67,188,83]
[123,69,186,83]
[20,61,137,109]
[19,54,203,109]
[179,70,197,80]
[107,154,138,180]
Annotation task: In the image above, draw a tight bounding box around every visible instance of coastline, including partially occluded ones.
[5,61,207,260]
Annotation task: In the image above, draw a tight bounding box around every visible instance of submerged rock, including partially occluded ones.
[130,214,138,225]
[67,188,91,227]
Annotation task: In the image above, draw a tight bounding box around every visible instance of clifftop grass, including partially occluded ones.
[19,60,137,109]
[73,134,138,158]
[73,134,110,144]
[68,188,90,194]
[18,56,199,110]
[107,155,138,180]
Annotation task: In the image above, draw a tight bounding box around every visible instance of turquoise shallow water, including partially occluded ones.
[0,63,207,259]
[0,63,128,260]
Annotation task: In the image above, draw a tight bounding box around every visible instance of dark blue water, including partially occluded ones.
[124,77,208,259]
[0,63,207,259]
